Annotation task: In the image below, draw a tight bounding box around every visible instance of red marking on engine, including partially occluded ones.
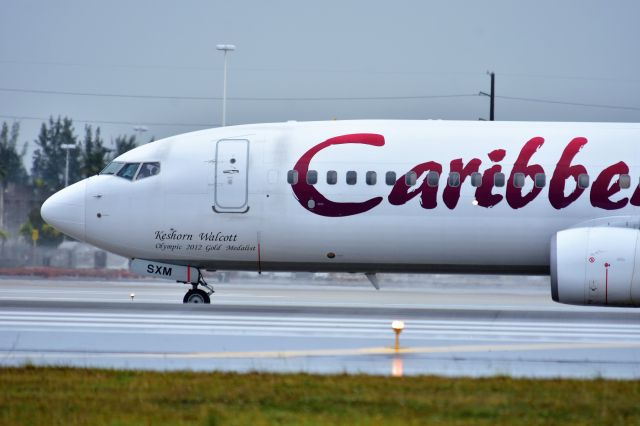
[604,262,610,305]
[589,257,595,263]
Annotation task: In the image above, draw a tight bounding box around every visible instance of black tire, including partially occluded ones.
[183,289,211,304]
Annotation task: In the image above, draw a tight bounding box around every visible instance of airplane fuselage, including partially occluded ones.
[42,120,640,306]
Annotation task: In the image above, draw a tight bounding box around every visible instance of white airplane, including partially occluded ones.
[41,120,640,306]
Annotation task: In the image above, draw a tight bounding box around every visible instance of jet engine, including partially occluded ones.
[551,226,640,307]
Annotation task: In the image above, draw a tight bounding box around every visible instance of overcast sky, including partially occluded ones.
[2,0,640,161]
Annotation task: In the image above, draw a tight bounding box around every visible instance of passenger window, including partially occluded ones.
[366,171,377,185]
[346,171,357,185]
[116,163,140,180]
[578,173,589,189]
[494,172,505,187]
[535,173,546,188]
[386,171,396,186]
[471,172,482,187]
[448,172,460,187]
[405,171,417,186]
[619,174,631,189]
[306,170,318,185]
[287,170,298,184]
[513,173,525,189]
[427,171,439,187]
[327,170,337,185]
[100,161,123,175]
[136,162,160,180]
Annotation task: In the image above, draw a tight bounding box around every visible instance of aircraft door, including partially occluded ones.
[214,139,249,213]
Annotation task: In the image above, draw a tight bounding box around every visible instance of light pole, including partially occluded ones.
[216,44,236,127]
[61,144,77,187]
[479,71,495,121]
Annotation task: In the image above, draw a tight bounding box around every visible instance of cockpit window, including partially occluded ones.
[136,162,161,180]
[100,161,124,175]
[116,163,140,180]
[101,161,160,181]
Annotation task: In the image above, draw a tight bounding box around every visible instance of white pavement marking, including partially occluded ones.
[1,310,640,342]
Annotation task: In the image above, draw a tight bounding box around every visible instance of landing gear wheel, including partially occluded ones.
[183,288,210,304]
[180,269,214,304]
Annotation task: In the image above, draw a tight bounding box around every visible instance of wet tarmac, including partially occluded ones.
[0,276,639,378]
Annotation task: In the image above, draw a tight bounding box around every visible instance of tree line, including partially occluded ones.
[0,116,148,245]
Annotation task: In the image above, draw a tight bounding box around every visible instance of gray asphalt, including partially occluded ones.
[1,275,639,378]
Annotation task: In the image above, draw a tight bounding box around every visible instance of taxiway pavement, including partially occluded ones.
[0,275,639,378]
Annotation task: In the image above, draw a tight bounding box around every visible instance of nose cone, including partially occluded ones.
[41,180,86,241]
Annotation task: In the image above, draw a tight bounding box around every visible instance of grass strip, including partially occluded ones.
[0,366,638,425]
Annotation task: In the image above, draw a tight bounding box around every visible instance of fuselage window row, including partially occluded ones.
[284,170,633,190]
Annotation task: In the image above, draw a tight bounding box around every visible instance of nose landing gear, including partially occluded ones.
[183,273,215,304]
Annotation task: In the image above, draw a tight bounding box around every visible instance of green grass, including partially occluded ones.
[0,366,639,425]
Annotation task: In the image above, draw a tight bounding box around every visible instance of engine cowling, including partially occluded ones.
[551,227,640,307]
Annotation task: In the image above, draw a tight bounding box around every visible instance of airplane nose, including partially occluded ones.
[41,179,86,241]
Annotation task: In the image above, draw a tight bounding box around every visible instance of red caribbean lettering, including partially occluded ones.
[549,137,588,209]
[475,149,506,208]
[291,133,638,217]
[291,133,384,217]
[590,161,629,210]
[630,184,640,206]
[506,137,545,209]
[443,158,481,209]
[388,161,443,209]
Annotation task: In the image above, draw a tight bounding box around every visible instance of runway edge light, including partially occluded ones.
[391,320,405,352]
